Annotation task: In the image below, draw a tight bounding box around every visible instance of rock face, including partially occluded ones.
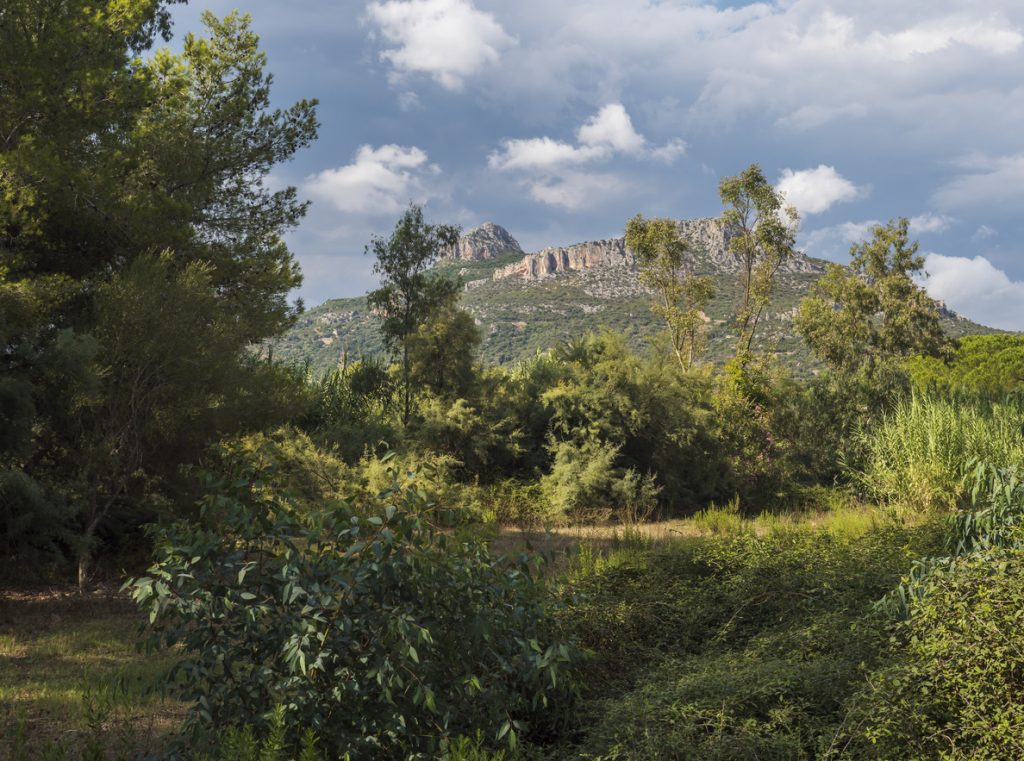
[448,222,522,261]
[493,238,631,280]
[493,217,823,282]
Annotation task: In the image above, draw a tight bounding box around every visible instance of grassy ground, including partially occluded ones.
[0,586,183,759]
[0,500,912,759]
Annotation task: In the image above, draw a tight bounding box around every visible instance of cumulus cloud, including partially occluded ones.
[933,154,1024,211]
[305,144,440,215]
[366,0,515,90]
[489,103,685,209]
[487,137,602,172]
[866,15,1023,61]
[650,139,687,163]
[909,213,953,235]
[577,104,647,154]
[777,165,864,216]
[923,253,1024,331]
[461,2,1023,142]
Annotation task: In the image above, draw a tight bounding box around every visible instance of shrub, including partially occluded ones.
[562,519,938,759]
[205,427,357,517]
[691,498,748,536]
[486,480,551,530]
[127,455,577,758]
[847,549,1024,759]
[541,439,659,524]
[907,334,1024,397]
[563,520,925,685]
[411,396,509,477]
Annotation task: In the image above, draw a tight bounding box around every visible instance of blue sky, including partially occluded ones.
[171,0,1024,330]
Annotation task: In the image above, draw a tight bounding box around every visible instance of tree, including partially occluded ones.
[1,4,318,584]
[408,305,482,400]
[795,218,953,378]
[625,214,715,370]
[907,334,1024,397]
[366,206,461,426]
[719,165,798,359]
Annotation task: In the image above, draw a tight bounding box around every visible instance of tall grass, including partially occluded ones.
[857,394,1024,511]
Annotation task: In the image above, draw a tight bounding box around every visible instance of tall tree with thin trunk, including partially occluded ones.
[367,205,461,426]
[625,214,715,370]
[718,165,798,361]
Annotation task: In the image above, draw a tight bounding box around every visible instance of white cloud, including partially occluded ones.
[923,253,1024,331]
[802,219,878,259]
[463,2,1024,144]
[489,103,684,208]
[909,213,953,235]
[528,171,624,211]
[397,91,422,111]
[933,154,1024,211]
[487,137,603,172]
[305,144,440,215]
[777,165,864,216]
[650,139,687,163]
[366,0,515,90]
[866,16,1023,61]
[973,224,998,241]
[577,103,646,154]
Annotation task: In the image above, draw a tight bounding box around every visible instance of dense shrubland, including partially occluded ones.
[4,1,1024,758]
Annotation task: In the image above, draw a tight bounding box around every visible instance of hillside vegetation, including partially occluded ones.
[272,237,993,373]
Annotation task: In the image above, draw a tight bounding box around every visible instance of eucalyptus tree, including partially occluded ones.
[718,164,799,359]
[796,217,952,377]
[625,214,715,370]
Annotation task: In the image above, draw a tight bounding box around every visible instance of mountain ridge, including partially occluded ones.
[274,218,998,372]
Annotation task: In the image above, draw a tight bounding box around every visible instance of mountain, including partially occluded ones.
[271,218,997,373]
[449,222,522,261]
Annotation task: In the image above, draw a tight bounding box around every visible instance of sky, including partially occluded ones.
[170,0,1024,331]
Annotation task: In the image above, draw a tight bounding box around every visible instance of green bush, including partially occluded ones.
[127,455,577,758]
[541,438,659,524]
[205,427,357,516]
[561,520,938,760]
[847,549,1024,759]
[486,480,551,529]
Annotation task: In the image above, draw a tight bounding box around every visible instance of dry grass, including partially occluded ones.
[489,498,887,562]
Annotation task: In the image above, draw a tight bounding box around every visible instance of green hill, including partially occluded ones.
[270,222,998,374]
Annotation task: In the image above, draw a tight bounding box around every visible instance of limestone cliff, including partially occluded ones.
[493,238,631,280]
[448,222,522,261]
[492,217,823,282]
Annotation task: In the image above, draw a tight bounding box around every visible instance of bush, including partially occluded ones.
[127,455,577,758]
[847,549,1024,759]
[541,439,659,524]
[907,334,1024,398]
[486,480,551,530]
[204,427,357,517]
[561,520,939,760]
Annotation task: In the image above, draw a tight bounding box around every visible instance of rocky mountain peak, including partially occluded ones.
[448,222,523,261]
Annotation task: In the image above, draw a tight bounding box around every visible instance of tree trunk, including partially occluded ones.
[77,515,102,593]
[402,340,411,426]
